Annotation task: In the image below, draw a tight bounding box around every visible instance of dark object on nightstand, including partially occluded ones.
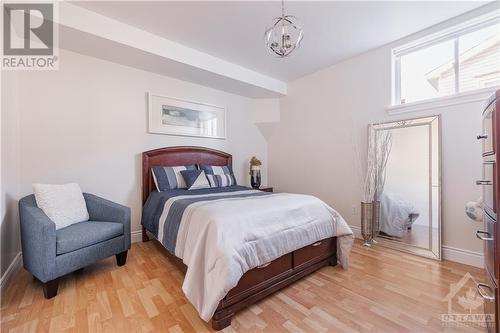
[259,186,273,193]
[250,169,261,189]
[249,156,262,189]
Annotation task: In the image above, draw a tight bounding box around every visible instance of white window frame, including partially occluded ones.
[391,9,500,108]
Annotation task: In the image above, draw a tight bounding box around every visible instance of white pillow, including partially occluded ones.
[33,183,89,230]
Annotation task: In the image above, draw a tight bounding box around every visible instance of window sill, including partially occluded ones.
[386,86,499,115]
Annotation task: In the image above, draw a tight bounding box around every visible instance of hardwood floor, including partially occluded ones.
[1,239,488,333]
[380,225,435,249]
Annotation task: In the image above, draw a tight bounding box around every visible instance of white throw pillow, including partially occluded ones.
[33,183,89,230]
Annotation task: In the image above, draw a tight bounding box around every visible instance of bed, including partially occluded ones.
[379,191,420,238]
[141,146,353,330]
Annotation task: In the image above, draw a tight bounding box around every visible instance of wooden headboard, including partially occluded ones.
[142,146,232,203]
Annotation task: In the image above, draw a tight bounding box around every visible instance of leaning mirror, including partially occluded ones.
[372,116,441,260]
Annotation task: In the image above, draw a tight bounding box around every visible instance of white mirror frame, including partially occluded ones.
[372,115,442,260]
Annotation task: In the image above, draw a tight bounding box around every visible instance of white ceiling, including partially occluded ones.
[73,1,488,82]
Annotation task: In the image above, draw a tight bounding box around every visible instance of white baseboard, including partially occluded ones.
[131,230,143,243]
[0,252,22,292]
[349,225,362,239]
[442,245,484,268]
[348,225,484,268]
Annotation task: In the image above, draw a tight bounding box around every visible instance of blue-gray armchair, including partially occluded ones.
[19,193,131,298]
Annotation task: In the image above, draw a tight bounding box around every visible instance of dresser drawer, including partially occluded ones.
[481,103,495,157]
[482,161,497,216]
[293,237,336,269]
[481,213,498,284]
[477,274,498,333]
[226,253,292,299]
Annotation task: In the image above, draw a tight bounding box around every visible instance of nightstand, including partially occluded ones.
[258,186,273,193]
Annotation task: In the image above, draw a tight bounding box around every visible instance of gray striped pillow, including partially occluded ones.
[152,165,197,191]
[199,165,237,188]
[206,174,236,187]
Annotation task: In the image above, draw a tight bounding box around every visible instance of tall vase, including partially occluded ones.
[371,200,381,244]
[361,202,373,247]
[250,168,261,189]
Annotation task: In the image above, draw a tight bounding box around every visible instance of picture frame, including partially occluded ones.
[148,93,226,139]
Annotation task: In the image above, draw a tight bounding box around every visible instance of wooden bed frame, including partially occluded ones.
[142,146,338,330]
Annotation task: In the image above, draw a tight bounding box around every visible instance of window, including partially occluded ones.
[393,11,500,105]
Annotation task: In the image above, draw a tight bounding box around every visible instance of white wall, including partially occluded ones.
[268,9,492,256]
[1,49,278,275]
[1,71,21,278]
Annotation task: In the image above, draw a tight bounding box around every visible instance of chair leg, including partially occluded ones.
[43,278,59,299]
[116,251,128,266]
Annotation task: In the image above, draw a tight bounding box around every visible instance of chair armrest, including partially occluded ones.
[83,193,131,248]
[19,202,57,282]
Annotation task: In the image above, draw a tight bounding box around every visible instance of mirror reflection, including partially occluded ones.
[373,116,441,259]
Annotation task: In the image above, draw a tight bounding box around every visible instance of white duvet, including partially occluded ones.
[159,190,354,321]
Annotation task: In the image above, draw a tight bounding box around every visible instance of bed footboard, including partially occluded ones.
[212,236,338,330]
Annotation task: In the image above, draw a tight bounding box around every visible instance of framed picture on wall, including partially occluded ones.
[148,93,226,139]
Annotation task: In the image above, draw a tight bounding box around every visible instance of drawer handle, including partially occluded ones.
[477,134,488,140]
[476,283,495,302]
[476,230,494,241]
[476,230,493,241]
[312,241,322,247]
[257,262,271,269]
[476,180,492,185]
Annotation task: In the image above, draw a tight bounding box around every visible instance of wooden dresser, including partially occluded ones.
[478,89,500,333]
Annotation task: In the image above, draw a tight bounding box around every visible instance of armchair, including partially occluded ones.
[19,193,131,298]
